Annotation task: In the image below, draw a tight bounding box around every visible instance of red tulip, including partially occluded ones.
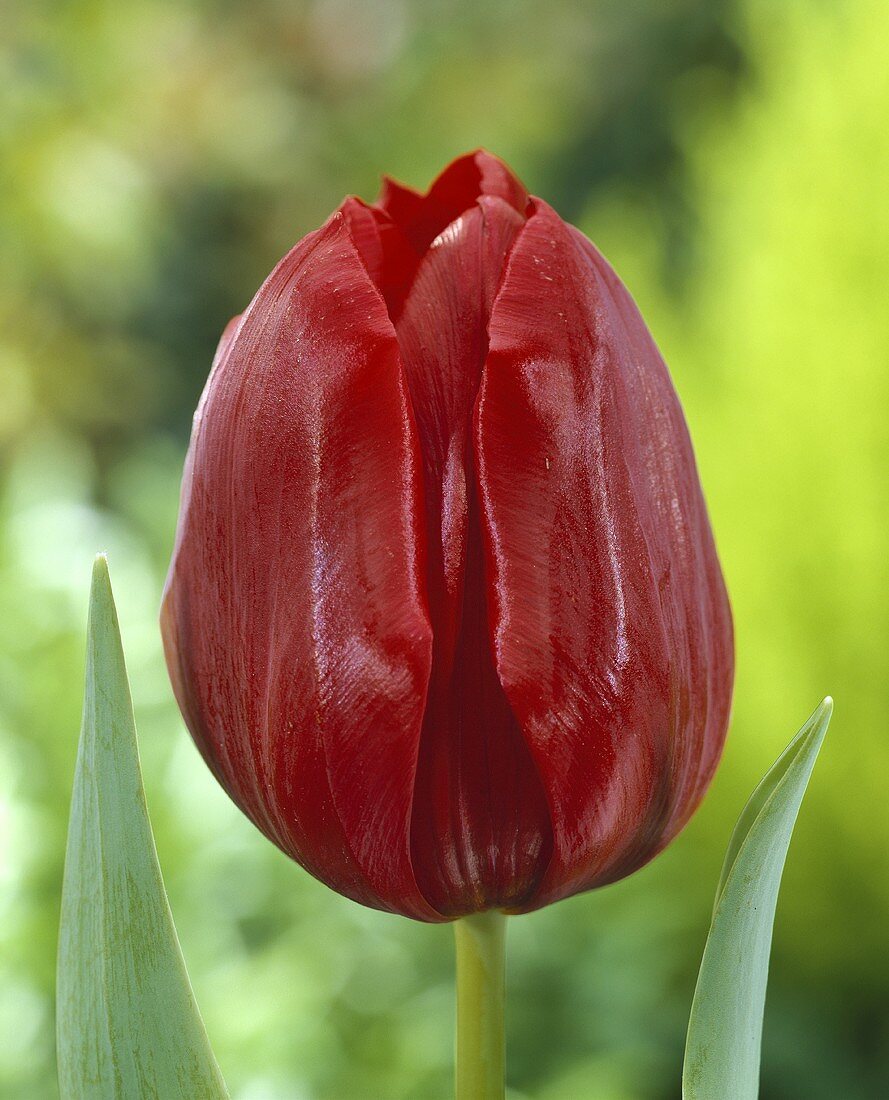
[161,151,733,922]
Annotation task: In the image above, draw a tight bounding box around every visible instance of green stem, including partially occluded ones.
[454,910,507,1100]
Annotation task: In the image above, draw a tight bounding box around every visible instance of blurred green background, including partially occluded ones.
[2,0,887,1096]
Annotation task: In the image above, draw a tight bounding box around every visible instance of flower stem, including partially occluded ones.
[454,910,507,1100]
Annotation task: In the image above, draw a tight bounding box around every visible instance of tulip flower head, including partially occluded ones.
[161,151,733,922]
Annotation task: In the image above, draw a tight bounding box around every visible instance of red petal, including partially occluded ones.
[339,196,418,319]
[161,212,441,920]
[395,197,552,915]
[377,150,529,255]
[377,176,425,236]
[476,201,734,909]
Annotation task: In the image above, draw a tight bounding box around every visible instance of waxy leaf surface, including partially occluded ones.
[57,556,228,1099]
[683,697,832,1099]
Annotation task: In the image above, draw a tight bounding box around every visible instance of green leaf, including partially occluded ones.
[57,555,229,1100]
[683,697,832,1100]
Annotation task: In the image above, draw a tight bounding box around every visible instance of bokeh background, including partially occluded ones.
[2,0,887,1096]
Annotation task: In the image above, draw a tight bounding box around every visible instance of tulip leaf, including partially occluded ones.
[683,697,832,1100]
[57,555,229,1099]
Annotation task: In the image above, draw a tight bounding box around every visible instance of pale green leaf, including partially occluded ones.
[683,697,832,1099]
[57,555,229,1099]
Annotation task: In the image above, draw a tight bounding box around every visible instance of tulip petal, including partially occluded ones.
[340,197,418,318]
[378,150,528,256]
[376,176,425,237]
[394,196,553,916]
[476,201,734,908]
[162,211,441,920]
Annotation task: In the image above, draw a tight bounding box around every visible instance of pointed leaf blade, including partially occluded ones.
[57,555,229,1099]
[683,697,832,1100]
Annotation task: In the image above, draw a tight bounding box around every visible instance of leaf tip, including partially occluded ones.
[811,695,833,738]
[89,553,115,610]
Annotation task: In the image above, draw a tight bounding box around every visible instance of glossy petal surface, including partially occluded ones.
[162,212,439,920]
[477,201,734,908]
